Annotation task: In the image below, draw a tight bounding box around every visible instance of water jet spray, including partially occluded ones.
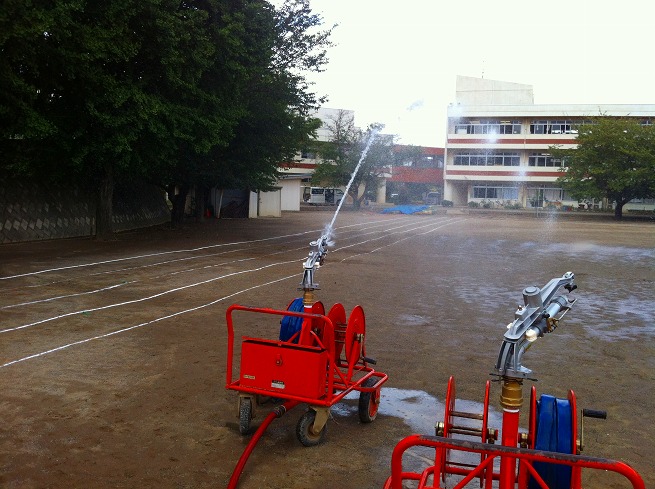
[299,128,381,305]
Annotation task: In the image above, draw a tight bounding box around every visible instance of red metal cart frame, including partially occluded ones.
[384,434,646,489]
[225,303,388,442]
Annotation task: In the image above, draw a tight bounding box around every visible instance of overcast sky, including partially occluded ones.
[288,0,655,147]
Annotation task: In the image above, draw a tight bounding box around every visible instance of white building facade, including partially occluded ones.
[444,76,655,211]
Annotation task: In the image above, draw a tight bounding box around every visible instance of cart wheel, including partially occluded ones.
[239,397,253,435]
[296,410,327,447]
[358,377,380,423]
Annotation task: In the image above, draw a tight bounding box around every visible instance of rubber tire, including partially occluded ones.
[358,377,380,423]
[296,410,326,447]
[239,398,252,435]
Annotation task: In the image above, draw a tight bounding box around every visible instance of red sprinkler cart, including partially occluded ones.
[384,272,646,489]
[224,234,388,488]
[225,300,388,445]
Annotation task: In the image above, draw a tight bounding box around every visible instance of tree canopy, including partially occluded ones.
[0,0,334,234]
[312,110,395,209]
[553,117,655,218]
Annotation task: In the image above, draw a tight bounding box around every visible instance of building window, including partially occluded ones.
[528,153,564,167]
[530,120,578,135]
[453,151,520,166]
[526,185,565,207]
[472,184,519,200]
[454,120,521,135]
[301,149,316,159]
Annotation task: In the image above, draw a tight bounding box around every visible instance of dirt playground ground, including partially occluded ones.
[1,211,653,489]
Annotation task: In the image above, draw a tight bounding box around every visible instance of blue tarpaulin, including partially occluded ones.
[380,205,430,215]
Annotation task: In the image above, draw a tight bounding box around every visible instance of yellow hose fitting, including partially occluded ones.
[303,289,315,307]
[500,378,524,410]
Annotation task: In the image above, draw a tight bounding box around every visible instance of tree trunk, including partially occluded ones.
[614,204,622,219]
[349,190,361,210]
[194,185,208,221]
[614,199,630,219]
[168,184,189,229]
[95,164,114,240]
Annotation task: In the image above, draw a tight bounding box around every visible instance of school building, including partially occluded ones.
[444,76,655,211]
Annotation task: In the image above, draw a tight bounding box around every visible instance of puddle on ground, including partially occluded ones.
[332,387,504,435]
[333,387,509,479]
[516,241,654,265]
[395,314,432,327]
[577,292,655,339]
[447,240,654,342]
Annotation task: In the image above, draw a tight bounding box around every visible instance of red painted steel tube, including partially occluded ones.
[500,408,520,489]
[227,400,299,489]
[385,435,646,489]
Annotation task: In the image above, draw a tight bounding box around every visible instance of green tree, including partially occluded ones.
[1,0,222,237]
[312,110,395,209]
[553,117,655,219]
[1,0,334,234]
[153,0,334,227]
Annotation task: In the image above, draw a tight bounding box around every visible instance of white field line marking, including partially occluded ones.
[0,216,407,281]
[336,218,453,255]
[87,247,244,277]
[370,218,468,252]
[340,218,468,262]
[0,259,299,334]
[0,274,298,369]
[82,218,407,278]
[0,218,419,308]
[1,217,450,332]
[0,218,449,321]
[149,219,429,279]
[0,234,308,280]
[0,217,468,368]
[0,281,137,309]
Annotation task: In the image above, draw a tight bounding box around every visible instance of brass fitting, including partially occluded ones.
[302,289,315,307]
[500,378,524,410]
[519,432,529,448]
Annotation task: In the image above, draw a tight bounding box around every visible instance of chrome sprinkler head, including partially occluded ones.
[494,272,577,379]
[300,235,330,290]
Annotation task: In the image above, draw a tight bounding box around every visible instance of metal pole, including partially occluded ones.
[499,378,523,489]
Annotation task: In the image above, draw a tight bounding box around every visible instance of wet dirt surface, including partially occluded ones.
[1,211,653,489]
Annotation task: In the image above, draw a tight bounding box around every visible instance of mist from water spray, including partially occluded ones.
[324,129,381,241]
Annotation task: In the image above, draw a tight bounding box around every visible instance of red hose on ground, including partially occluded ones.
[227,400,300,489]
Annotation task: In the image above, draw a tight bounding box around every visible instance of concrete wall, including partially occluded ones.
[0,180,170,244]
[455,75,534,105]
